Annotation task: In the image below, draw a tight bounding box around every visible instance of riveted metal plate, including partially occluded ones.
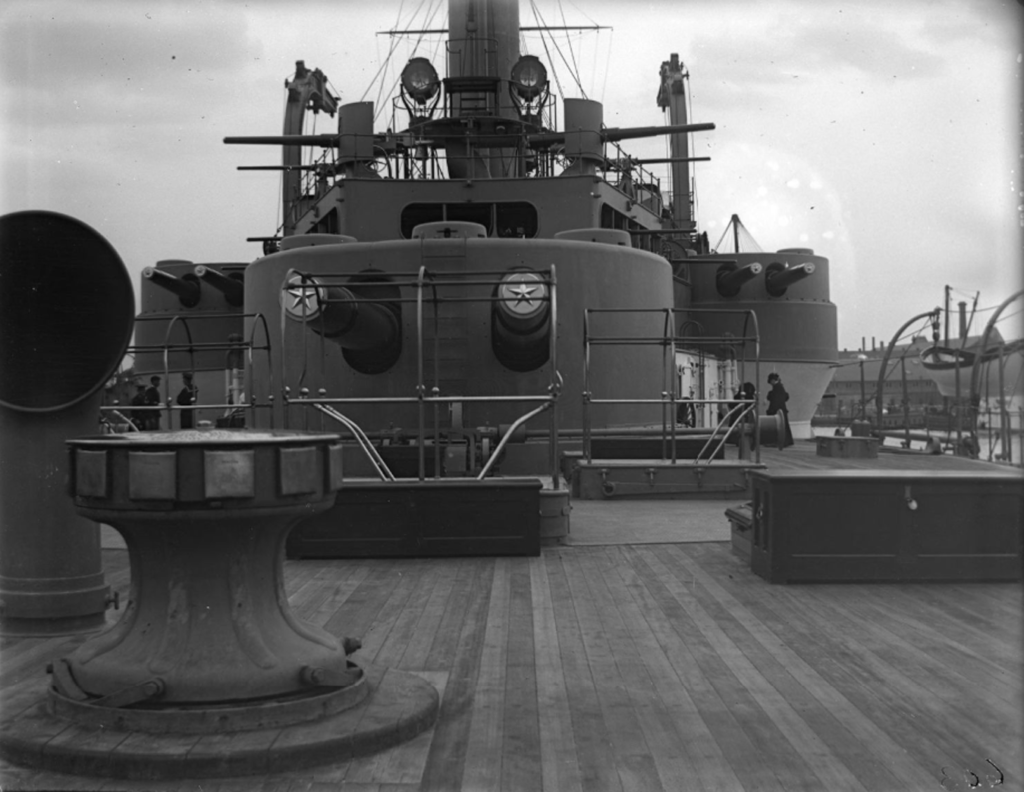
[327,444,344,491]
[128,451,177,500]
[75,450,108,498]
[279,446,318,495]
[203,450,255,499]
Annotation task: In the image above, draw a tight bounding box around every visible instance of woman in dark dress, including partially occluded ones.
[766,373,794,448]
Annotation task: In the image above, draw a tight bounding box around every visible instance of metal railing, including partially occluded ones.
[281,264,562,486]
[103,312,274,431]
[582,306,761,464]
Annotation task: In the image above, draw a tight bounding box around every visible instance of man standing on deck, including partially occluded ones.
[177,372,198,429]
[144,375,162,430]
[766,373,794,448]
[130,383,148,431]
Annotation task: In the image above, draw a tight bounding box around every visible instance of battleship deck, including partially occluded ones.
[1,443,1021,790]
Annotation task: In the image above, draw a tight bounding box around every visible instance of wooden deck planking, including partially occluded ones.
[343,562,441,785]
[649,544,874,791]
[2,538,1021,791]
[545,551,627,792]
[394,562,459,671]
[672,543,947,788]
[457,556,509,791]
[568,549,664,792]
[680,542,1021,785]
[831,585,1021,705]
[499,560,542,792]
[422,559,488,672]
[321,558,401,643]
[416,558,493,792]
[632,545,830,792]
[528,555,584,792]
[616,551,780,791]
[365,560,443,669]
[590,545,726,792]
[891,584,1024,670]
[698,551,975,779]
[786,581,1003,773]
[607,548,745,792]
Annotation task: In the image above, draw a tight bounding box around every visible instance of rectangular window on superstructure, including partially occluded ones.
[400,204,445,238]
[446,203,493,232]
[400,202,539,239]
[495,203,538,238]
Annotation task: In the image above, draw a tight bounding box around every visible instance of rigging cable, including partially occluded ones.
[556,0,584,99]
[528,0,583,98]
[361,0,426,112]
[527,2,565,100]
[686,65,700,226]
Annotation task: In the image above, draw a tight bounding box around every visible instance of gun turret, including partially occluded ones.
[143,267,201,307]
[765,262,815,297]
[491,271,551,372]
[194,265,244,307]
[716,262,763,298]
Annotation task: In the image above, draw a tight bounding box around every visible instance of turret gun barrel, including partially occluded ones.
[143,267,200,307]
[527,121,715,148]
[224,134,341,147]
[491,272,551,372]
[194,265,244,307]
[604,121,716,143]
[308,286,400,352]
[765,263,815,296]
[716,262,762,297]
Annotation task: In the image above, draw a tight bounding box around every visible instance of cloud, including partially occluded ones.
[1,2,260,131]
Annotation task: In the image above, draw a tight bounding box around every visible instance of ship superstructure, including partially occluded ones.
[127,0,840,547]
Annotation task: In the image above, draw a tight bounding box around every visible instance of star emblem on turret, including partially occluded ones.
[282,275,322,319]
[500,272,548,317]
[508,283,538,306]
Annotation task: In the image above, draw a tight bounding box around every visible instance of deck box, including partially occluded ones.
[749,469,1023,583]
[815,436,878,458]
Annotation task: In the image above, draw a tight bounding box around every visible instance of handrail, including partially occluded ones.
[314,403,396,481]
[477,402,553,480]
[132,311,274,431]
[694,401,755,464]
[278,264,561,485]
[582,305,762,465]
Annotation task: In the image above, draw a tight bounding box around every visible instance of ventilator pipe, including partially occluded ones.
[0,211,134,635]
[143,266,201,307]
[194,265,244,307]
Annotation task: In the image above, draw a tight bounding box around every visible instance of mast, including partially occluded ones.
[446,0,520,178]
[657,53,695,230]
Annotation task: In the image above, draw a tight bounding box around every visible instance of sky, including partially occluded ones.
[1,0,1022,352]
